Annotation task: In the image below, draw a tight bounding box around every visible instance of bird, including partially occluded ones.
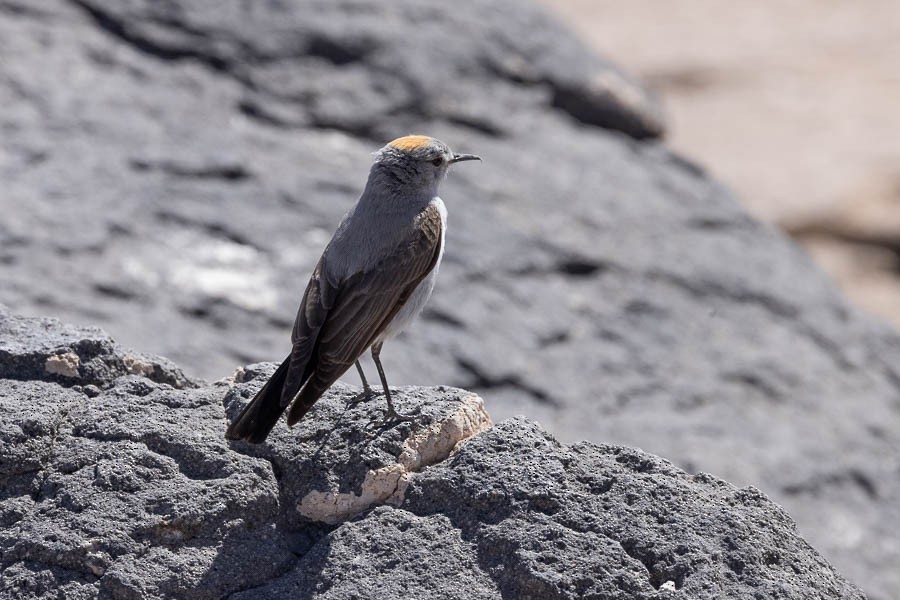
[225,135,480,443]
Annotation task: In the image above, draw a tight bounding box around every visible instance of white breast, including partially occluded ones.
[377,197,447,341]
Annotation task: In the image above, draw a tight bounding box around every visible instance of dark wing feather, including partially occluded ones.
[285,204,443,425]
[279,256,338,408]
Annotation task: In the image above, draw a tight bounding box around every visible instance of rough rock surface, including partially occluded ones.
[0,318,864,598]
[1,1,899,598]
[0,306,196,390]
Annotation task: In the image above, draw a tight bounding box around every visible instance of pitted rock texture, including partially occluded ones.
[232,507,502,600]
[2,331,865,598]
[404,421,865,599]
[0,305,195,390]
[223,365,493,527]
[2,1,899,597]
[0,377,294,599]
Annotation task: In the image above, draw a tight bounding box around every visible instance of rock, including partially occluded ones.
[407,420,863,599]
[0,305,196,390]
[232,507,501,600]
[71,0,664,140]
[0,374,295,599]
[223,367,493,527]
[1,1,899,597]
[0,321,864,598]
[236,401,865,599]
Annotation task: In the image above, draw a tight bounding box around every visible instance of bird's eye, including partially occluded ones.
[431,157,444,167]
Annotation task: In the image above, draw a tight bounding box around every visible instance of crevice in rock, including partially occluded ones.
[443,114,506,137]
[791,321,856,370]
[481,56,663,140]
[421,307,466,329]
[791,224,900,266]
[550,84,659,141]
[153,210,258,249]
[454,357,559,407]
[618,539,659,586]
[537,330,569,347]
[617,539,685,590]
[645,269,800,320]
[92,282,140,301]
[306,117,377,142]
[304,33,372,66]
[68,428,223,483]
[721,371,785,403]
[26,400,76,510]
[69,0,234,73]
[663,151,708,179]
[685,216,746,230]
[0,0,50,18]
[879,364,900,401]
[236,98,305,129]
[555,257,607,277]
[130,158,253,182]
[782,468,878,500]
[473,254,614,282]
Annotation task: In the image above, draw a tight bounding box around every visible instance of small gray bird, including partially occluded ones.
[226,135,480,443]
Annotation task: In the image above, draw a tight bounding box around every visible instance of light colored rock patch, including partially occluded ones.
[168,234,279,312]
[298,393,493,524]
[45,352,80,378]
[123,355,155,377]
[231,366,247,384]
[299,465,407,525]
[397,392,493,471]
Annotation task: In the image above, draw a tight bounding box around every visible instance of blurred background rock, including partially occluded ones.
[546,0,900,330]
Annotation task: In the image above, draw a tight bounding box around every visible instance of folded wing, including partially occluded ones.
[284,203,444,425]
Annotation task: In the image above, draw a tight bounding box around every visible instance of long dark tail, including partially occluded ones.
[225,357,291,443]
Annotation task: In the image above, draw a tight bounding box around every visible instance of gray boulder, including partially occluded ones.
[0,305,196,390]
[2,1,899,597]
[0,316,864,598]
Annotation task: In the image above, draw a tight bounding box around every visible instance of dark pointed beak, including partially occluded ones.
[450,153,481,164]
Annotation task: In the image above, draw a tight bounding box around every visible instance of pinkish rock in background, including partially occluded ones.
[546,0,900,331]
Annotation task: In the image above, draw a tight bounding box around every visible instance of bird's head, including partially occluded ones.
[371,135,480,192]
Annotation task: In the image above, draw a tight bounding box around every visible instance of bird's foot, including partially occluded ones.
[380,392,420,424]
[381,406,418,424]
[345,388,373,408]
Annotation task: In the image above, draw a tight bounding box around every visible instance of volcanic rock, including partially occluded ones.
[0,314,865,598]
[1,1,899,596]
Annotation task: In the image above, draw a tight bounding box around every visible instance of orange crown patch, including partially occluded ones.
[388,135,432,153]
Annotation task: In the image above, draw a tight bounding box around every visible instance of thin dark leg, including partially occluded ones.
[371,341,414,421]
[355,360,372,399]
